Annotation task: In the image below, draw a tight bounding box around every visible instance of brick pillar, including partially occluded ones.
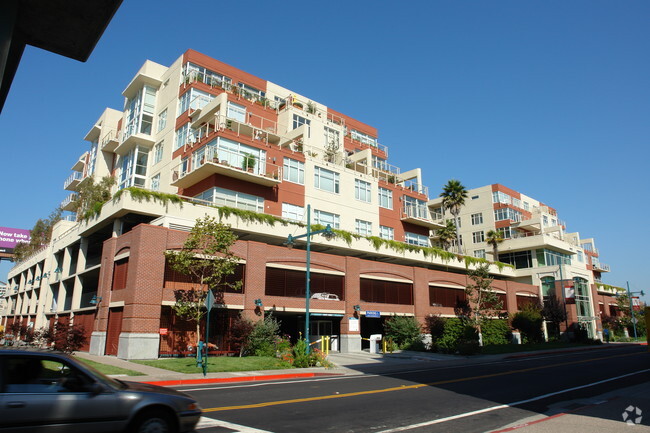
[340,257,361,352]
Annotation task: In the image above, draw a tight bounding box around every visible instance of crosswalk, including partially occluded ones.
[195,416,274,433]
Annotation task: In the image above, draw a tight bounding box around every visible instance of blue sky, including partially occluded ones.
[1,1,648,301]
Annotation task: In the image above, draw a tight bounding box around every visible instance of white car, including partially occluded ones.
[310,292,340,301]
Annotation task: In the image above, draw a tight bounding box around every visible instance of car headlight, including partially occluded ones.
[187,402,201,411]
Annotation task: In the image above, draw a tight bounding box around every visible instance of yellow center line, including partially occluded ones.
[203,351,643,412]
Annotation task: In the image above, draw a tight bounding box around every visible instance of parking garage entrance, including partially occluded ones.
[273,312,342,352]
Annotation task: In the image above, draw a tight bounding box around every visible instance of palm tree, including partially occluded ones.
[435,220,457,251]
[485,229,504,261]
[440,179,468,254]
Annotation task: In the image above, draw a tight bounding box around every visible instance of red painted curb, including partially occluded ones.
[143,372,338,386]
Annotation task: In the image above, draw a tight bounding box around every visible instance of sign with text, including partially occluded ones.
[348,318,359,332]
[365,310,381,318]
[0,227,30,254]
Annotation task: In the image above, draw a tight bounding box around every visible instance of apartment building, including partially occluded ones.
[429,184,620,338]
[2,50,603,358]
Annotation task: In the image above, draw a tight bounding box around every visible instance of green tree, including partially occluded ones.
[512,303,544,343]
[72,175,115,220]
[246,315,281,356]
[384,315,423,349]
[541,292,567,339]
[435,220,457,251]
[165,216,242,350]
[616,293,647,338]
[12,207,62,261]
[485,229,504,261]
[464,264,503,346]
[440,179,468,254]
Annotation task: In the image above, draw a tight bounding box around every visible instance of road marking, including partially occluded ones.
[201,351,644,412]
[196,416,273,432]
[374,368,650,432]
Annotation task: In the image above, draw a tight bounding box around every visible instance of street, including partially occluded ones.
[174,345,649,433]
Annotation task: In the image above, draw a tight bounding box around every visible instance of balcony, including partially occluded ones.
[501,232,576,255]
[592,262,610,272]
[63,171,83,191]
[60,193,78,211]
[114,130,155,156]
[190,110,281,148]
[101,129,120,152]
[171,145,283,189]
[401,204,445,229]
[71,152,87,172]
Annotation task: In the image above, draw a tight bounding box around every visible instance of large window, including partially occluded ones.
[378,187,392,209]
[314,167,339,193]
[498,250,533,269]
[203,137,266,175]
[282,203,304,222]
[195,187,263,212]
[175,123,196,150]
[314,209,340,228]
[266,267,344,300]
[178,88,212,116]
[536,249,571,267]
[379,225,394,240]
[153,141,164,165]
[157,108,167,132]
[355,179,371,202]
[119,146,149,189]
[403,196,428,219]
[283,158,304,184]
[492,191,511,205]
[124,85,157,139]
[183,62,232,89]
[471,213,483,225]
[350,130,377,147]
[473,249,486,258]
[292,114,310,133]
[405,232,428,247]
[360,278,413,305]
[227,101,246,123]
[472,231,485,243]
[494,207,522,222]
[429,286,466,308]
[355,219,372,236]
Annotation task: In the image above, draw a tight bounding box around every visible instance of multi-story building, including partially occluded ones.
[1,50,615,358]
[429,184,621,338]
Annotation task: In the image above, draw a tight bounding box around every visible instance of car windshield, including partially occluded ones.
[72,357,128,390]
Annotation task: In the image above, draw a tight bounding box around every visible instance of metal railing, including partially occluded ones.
[100,129,119,148]
[63,172,82,189]
[172,145,282,182]
[402,204,440,222]
[402,179,428,196]
[60,193,78,208]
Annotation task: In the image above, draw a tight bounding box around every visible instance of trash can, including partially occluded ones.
[369,334,382,354]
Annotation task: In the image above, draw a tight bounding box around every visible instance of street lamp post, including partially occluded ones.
[625,282,645,340]
[284,204,335,354]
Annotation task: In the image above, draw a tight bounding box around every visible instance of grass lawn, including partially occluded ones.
[131,356,293,374]
[75,357,144,376]
[479,341,600,355]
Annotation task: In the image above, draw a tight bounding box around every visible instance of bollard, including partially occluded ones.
[196,341,204,367]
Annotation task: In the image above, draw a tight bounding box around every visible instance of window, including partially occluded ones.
[355,179,371,202]
[350,130,377,147]
[543,215,549,226]
[178,88,212,116]
[523,201,530,211]
[314,209,340,228]
[157,108,167,132]
[283,158,304,184]
[379,225,394,240]
[494,207,522,222]
[360,278,413,305]
[498,251,533,269]
[265,267,344,300]
[314,167,339,193]
[153,141,164,165]
[151,173,160,191]
[118,146,149,189]
[324,126,340,149]
[577,251,584,262]
[378,187,393,209]
[227,101,246,123]
[405,232,429,247]
[471,213,483,225]
[175,123,195,150]
[183,62,232,90]
[474,249,486,258]
[471,195,479,200]
[195,187,263,212]
[124,85,157,139]
[429,286,466,308]
[282,203,304,222]
[536,249,571,267]
[292,114,310,132]
[403,196,428,219]
[4,356,91,394]
[492,191,511,204]
[355,219,372,236]
[512,198,522,209]
[472,231,485,243]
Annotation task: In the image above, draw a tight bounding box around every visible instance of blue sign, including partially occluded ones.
[365,310,381,318]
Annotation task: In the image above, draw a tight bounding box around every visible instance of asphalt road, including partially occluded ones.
[179,345,649,433]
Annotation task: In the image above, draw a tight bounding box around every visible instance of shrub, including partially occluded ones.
[383,315,423,350]
[511,305,544,344]
[50,323,87,354]
[291,340,332,368]
[246,315,281,356]
[481,319,510,345]
[431,318,476,353]
[457,340,481,355]
[230,315,255,356]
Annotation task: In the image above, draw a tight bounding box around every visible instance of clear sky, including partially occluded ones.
[1,1,648,301]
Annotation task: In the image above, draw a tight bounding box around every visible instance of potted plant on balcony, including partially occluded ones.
[242,153,257,172]
[306,100,316,114]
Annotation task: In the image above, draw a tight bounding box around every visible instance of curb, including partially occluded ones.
[143,372,341,386]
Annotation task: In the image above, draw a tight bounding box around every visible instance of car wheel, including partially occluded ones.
[132,410,177,433]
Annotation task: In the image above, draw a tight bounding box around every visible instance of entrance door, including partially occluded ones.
[105,307,123,356]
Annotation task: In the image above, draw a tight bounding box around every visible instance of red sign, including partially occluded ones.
[632,297,642,311]
[159,328,168,335]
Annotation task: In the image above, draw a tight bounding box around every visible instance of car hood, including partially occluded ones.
[120,380,193,398]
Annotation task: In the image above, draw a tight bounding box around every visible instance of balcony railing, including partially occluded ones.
[60,193,78,211]
[101,129,120,152]
[401,204,444,228]
[191,113,280,147]
[592,262,610,272]
[344,134,389,156]
[171,145,282,189]
[63,172,82,190]
[402,179,428,197]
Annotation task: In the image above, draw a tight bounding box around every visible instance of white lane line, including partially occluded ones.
[374,368,650,432]
[196,416,274,432]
